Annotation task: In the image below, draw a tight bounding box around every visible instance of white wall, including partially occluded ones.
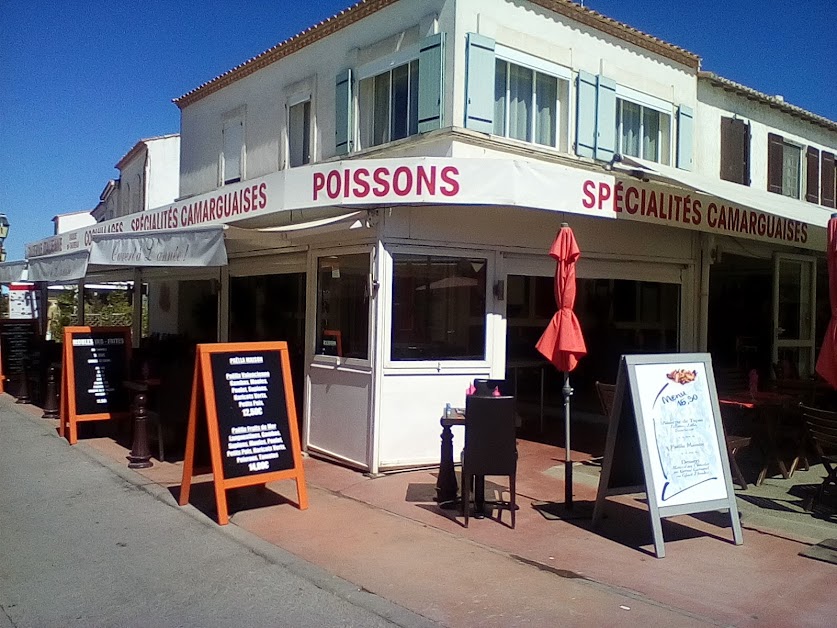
[179,0,451,199]
[695,80,837,199]
[453,0,697,136]
[54,211,95,234]
[146,136,180,210]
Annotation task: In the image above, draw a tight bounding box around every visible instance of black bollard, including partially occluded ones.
[435,421,459,508]
[127,392,153,469]
[16,359,31,404]
[41,364,60,419]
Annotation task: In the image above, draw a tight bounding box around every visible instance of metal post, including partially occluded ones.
[563,371,573,508]
[41,364,60,419]
[127,392,153,469]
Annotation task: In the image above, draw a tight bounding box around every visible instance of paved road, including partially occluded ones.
[0,401,437,628]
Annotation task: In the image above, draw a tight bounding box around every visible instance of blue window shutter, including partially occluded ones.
[418,32,445,133]
[464,32,495,133]
[595,75,616,162]
[677,105,694,171]
[575,70,597,158]
[335,68,353,155]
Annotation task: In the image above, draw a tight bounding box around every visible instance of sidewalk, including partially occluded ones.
[10,396,837,627]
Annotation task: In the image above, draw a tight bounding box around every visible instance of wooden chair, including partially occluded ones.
[798,404,837,510]
[462,395,517,528]
[595,381,616,418]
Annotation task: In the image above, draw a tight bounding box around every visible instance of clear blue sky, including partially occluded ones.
[1,0,834,260]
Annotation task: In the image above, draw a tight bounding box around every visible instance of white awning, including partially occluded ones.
[0,260,28,283]
[89,225,228,267]
[27,250,90,283]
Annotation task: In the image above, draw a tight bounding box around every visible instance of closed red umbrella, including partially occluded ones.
[536,223,587,508]
[815,213,837,388]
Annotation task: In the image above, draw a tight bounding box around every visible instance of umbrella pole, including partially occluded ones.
[563,371,573,509]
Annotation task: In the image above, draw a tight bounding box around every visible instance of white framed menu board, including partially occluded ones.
[592,353,743,558]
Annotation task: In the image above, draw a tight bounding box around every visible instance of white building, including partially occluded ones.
[91,134,181,222]
[52,210,95,235]
[24,0,837,473]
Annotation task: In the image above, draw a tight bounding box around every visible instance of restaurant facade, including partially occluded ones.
[21,0,837,474]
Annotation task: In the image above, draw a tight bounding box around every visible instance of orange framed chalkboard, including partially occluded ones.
[178,341,308,525]
[60,326,132,444]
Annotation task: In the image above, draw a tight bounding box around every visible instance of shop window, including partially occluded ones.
[358,60,419,148]
[767,133,801,199]
[222,114,244,185]
[316,254,369,360]
[616,99,670,164]
[288,100,311,168]
[720,117,750,185]
[391,254,486,361]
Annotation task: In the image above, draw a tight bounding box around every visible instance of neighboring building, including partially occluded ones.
[91,135,181,222]
[24,0,837,474]
[52,210,95,234]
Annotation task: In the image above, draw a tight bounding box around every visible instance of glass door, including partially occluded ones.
[772,253,816,378]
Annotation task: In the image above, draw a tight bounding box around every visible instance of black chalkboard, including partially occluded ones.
[70,330,130,416]
[0,320,39,398]
[210,350,293,479]
[179,341,308,525]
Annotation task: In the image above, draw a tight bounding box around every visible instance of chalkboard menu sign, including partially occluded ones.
[210,350,293,479]
[60,326,132,445]
[592,354,743,558]
[179,342,307,525]
[0,319,39,398]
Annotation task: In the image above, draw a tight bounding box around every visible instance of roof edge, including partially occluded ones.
[174,0,700,110]
[529,0,699,70]
[174,0,399,109]
[699,71,837,134]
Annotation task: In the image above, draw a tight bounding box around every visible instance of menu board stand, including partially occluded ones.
[0,319,40,398]
[179,342,308,525]
[592,353,743,558]
[60,326,132,444]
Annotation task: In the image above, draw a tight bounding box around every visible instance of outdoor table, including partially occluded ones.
[719,390,797,485]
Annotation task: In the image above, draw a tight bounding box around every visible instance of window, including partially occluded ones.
[222,115,244,185]
[391,254,487,361]
[288,100,311,168]
[720,117,750,185]
[316,254,370,360]
[358,60,419,149]
[493,60,562,147]
[822,151,836,209]
[767,133,800,198]
[616,99,670,164]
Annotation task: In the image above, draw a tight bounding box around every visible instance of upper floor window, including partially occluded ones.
[288,100,311,168]
[616,98,670,164]
[338,33,444,155]
[358,60,419,148]
[493,60,565,148]
[720,117,750,185]
[767,133,801,199]
[222,113,244,185]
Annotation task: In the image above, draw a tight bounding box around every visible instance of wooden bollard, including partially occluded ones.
[41,364,60,419]
[127,392,153,469]
[15,359,31,404]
